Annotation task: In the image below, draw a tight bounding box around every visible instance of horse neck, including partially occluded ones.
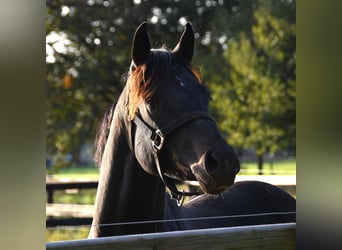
[89,100,166,237]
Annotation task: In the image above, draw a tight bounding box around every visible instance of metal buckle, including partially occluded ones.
[151,129,164,152]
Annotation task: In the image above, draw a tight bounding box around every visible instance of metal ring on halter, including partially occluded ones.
[151,129,164,152]
[176,190,185,207]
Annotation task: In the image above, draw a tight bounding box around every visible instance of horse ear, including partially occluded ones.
[173,22,194,63]
[131,22,151,67]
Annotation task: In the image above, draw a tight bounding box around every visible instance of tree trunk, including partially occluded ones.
[257,154,263,175]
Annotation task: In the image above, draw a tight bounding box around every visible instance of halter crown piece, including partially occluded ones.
[133,111,216,206]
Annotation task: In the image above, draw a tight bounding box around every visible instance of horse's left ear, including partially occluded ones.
[173,22,194,64]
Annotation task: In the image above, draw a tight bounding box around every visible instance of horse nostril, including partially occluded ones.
[204,150,219,176]
[204,149,240,177]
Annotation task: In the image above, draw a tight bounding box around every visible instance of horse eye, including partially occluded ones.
[148,101,160,112]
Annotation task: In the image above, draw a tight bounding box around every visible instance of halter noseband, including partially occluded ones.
[132,111,215,206]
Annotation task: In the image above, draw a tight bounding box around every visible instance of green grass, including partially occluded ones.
[48,166,99,180]
[239,159,296,175]
[46,226,90,242]
[51,189,97,204]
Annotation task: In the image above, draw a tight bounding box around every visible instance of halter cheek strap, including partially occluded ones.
[133,111,215,206]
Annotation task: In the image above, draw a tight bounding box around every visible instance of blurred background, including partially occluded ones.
[46,0,296,175]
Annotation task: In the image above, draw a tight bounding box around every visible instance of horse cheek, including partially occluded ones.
[134,134,158,176]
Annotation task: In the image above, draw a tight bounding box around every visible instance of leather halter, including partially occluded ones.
[132,111,215,206]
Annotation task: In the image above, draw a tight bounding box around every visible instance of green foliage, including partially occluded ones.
[46,0,295,169]
[209,2,295,160]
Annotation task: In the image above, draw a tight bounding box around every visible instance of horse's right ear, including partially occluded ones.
[131,22,151,67]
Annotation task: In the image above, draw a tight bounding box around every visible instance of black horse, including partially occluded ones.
[88,22,295,238]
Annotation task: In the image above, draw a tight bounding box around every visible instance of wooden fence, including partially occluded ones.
[46,222,296,250]
[46,179,98,204]
[46,179,97,227]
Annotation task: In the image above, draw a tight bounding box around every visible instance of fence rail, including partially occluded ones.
[46,222,295,250]
[46,179,98,204]
[46,179,97,227]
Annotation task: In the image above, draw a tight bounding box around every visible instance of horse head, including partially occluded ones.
[126,22,240,195]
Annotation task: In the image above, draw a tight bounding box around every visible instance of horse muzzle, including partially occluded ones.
[190,148,240,194]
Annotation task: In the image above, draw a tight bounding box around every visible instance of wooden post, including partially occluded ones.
[47,189,54,204]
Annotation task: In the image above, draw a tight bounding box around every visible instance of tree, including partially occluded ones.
[209,2,296,173]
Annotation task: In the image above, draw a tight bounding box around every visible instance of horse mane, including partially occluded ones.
[94,102,116,167]
[94,48,201,167]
